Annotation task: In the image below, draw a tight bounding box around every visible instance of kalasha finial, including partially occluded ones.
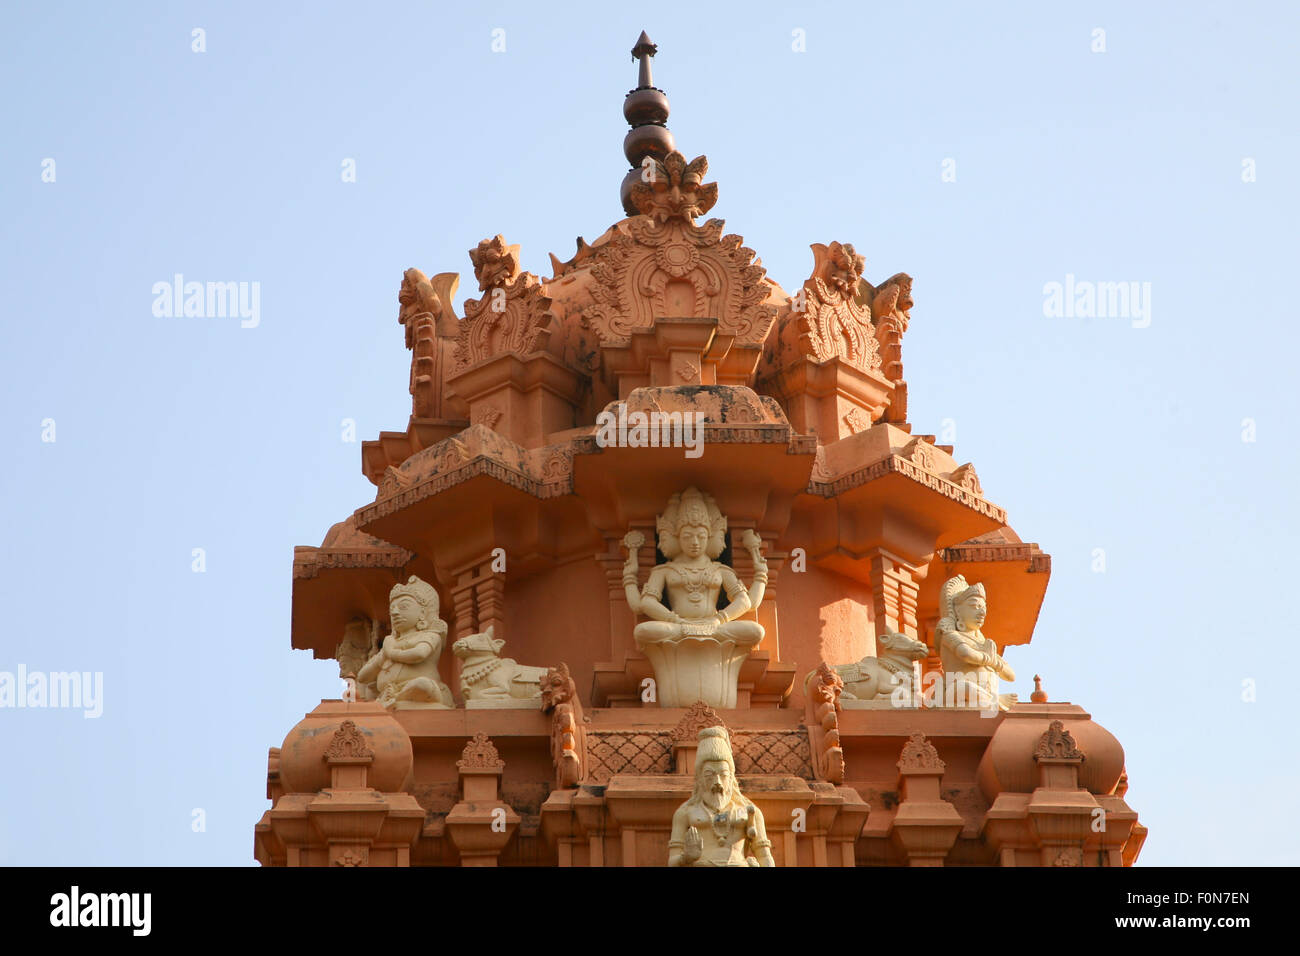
[1031,674,1048,703]
[620,30,675,216]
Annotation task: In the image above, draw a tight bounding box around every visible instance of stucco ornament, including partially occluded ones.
[336,618,378,701]
[668,727,774,867]
[357,576,454,710]
[934,575,1016,711]
[623,487,767,707]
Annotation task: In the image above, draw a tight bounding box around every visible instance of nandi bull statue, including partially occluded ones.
[808,630,929,709]
[452,625,549,707]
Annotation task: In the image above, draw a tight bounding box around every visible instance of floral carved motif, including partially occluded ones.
[333,848,369,867]
[471,404,502,431]
[1034,720,1084,761]
[843,408,871,434]
[324,720,374,762]
[670,700,727,743]
[457,731,505,771]
[897,732,945,772]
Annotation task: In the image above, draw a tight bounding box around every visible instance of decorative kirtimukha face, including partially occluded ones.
[700,760,731,807]
[390,595,424,634]
[679,523,709,560]
[955,594,987,631]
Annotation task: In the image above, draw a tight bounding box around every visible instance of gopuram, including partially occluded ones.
[255,33,1146,867]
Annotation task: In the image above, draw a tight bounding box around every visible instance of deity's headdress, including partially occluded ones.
[388,576,447,634]
[657,486,727,559]
[696,725,735,773]
[936,574,986,638]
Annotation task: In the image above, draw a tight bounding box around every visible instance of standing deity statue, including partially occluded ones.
[622,487,767,707]
[934,575,1016,711]
[357,576,455,710]
[669,727,775,867]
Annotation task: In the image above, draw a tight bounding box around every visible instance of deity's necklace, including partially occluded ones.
[676,564,717,604]
[711,809,732,847]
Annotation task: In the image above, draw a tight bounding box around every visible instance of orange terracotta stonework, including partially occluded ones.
[254,33,1145,867]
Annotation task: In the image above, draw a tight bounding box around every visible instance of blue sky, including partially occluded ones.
[1,0,1296,865]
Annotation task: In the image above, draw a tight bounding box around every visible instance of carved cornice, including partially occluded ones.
[293,547,411,581]
[807,455,1007,522]
[941,542,1051,575]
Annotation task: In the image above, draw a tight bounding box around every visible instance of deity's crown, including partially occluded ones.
[657,487,727,559]
[389,575,440,618]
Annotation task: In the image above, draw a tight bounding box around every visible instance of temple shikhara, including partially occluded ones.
[254,34,1146,867]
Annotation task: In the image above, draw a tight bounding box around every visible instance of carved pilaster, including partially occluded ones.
[889,733,963,866]
[447,733,519,867]
[868,550,925,642]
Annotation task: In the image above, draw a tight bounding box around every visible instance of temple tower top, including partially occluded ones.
[620,31,676,216]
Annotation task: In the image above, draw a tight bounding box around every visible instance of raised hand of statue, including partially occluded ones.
[683,825,703,864]
[622,530,645,575]
[739,529,767,572]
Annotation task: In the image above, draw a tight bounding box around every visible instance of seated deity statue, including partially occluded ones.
[623,487,766,646]
[669,727,775,867]
[357,575,455,710]
[934,574,1016,711]
[623,487,768,708]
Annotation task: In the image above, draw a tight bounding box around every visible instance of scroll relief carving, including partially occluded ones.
[454,235,555,371]
[541,663,587,788]
[796,241,881,374]
[398,267,461,419]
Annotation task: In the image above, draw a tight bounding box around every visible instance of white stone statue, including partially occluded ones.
[669,727,774,867]
[623,487,767,708]
[357,576,454,710]
[833,630,930,707]
[452,624,549,707]
[934,575,1016,711]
